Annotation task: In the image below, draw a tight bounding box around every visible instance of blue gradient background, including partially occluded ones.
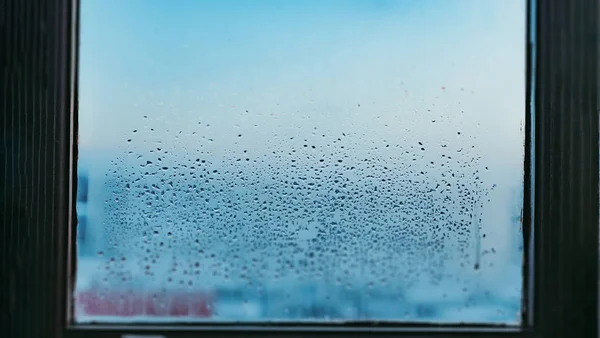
[76,0,526,324]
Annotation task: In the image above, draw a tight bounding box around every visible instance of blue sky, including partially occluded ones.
[77,0,526,320]
[79,0,525,153]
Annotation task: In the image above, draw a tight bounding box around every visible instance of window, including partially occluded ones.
[75,0,525,324]
[1,0,598,337]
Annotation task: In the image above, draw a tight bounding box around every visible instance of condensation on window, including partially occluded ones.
[75,0,526,324]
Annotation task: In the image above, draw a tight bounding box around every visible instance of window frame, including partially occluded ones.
[1,0,598,337]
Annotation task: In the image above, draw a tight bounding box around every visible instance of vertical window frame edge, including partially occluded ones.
[532,0,599,338]
[56,0,78,335]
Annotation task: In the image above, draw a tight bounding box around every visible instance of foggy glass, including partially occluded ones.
[75,0,525,324]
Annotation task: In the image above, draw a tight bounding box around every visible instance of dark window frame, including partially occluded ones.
[1,0,598,337]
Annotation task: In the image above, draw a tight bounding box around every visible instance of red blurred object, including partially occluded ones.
[76,289,214,318]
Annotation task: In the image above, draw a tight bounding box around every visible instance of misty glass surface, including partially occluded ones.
[75,0,526,324]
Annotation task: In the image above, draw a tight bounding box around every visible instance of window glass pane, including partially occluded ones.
[75,0,526,324]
